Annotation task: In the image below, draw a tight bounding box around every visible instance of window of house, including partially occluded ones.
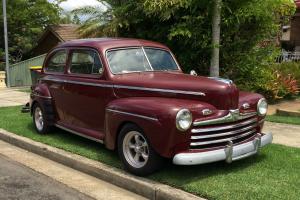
[45,50,67,73]
[70,50,103,75]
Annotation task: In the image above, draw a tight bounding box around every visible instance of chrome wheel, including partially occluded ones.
[123,131,149,168]
[34,107,44,132]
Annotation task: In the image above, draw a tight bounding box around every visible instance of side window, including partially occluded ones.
[70,50,103,75]
[45,50,67,73]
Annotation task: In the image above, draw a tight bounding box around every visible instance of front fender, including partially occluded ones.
[104,97,215,158]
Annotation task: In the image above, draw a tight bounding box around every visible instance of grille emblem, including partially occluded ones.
[202,109,213,116]
[242,103,250,109]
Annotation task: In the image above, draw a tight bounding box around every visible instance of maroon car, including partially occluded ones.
[30,38,272,176]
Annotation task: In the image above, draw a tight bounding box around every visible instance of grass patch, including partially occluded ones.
[1,106,300,199]
[17,88,31,93]
[266,115,300,126]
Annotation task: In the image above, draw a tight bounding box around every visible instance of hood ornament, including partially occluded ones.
[190,70,198,76]
[208,77,233,85]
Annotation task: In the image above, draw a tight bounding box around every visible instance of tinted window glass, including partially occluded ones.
[70,50,103,75]
[144,48,178,71]
[45,50,67,73]
[107,48,152,74]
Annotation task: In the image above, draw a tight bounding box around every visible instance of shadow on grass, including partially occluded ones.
[25,122,121,168]
[150,153,266,182]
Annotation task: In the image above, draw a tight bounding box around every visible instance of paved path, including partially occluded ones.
[0,87,29,107]
[268,99,300,115]
[263,121,300,148]
[0,140,146,200]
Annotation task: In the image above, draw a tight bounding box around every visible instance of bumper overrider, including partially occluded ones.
[173,133,273,165]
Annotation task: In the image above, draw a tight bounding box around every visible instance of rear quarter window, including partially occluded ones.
[69,49,103,75]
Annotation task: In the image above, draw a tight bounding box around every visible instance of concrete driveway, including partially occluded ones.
[263,122,300,148]
[0,88,29,107]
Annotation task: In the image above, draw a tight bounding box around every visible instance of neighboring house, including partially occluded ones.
[281,0,300,51]
[32,24,80,56]
[8,24,80,87]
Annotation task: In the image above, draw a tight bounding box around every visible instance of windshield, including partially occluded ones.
[106,47,179,74]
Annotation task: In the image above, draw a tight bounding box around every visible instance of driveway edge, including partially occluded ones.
[0,129,204,200]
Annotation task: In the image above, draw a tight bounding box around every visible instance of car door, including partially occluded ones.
[60,48,113,140]
[43,49,68,122]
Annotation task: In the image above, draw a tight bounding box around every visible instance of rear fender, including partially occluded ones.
[30,83,55,125]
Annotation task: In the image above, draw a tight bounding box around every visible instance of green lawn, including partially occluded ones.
[266,115,300,126]
[0,106,299,200]
[17,88,31,93]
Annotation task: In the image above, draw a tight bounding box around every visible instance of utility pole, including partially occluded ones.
[2,0,10,87]
[210,0,222,77]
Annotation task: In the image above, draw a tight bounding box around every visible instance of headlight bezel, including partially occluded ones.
[176,109,193,132]
[257,98,268,116]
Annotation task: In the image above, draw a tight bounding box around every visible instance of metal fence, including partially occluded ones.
[276,51,300,63]
[9,54,46,87]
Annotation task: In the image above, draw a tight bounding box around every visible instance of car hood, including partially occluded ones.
[112,72,239,110]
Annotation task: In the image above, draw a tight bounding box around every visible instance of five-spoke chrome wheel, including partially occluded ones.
[123,131,149,168]
[34,106,44,132]
[118,123,163,176]
[32,103,51,134]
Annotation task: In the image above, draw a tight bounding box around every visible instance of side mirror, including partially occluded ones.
[190,70,197,76]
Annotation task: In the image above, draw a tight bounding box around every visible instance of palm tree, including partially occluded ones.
[72,0,131,37]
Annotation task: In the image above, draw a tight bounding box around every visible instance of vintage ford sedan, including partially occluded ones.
[30,38,272,176]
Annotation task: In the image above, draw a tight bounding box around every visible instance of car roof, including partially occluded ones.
[57,38,170,52]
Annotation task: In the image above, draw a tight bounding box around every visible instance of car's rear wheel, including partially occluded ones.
[118,124,163,176]
[32,103,52,134]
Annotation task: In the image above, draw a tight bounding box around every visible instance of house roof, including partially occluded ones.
[50,24,80,41]
[38,24,80,43]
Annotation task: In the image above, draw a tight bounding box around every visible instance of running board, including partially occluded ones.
[55,124,104,144]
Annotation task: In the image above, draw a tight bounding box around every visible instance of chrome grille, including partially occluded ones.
[190,116,258,149]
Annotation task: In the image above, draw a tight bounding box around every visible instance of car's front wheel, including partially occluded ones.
[32,103,52,134]
[118,124,163,176]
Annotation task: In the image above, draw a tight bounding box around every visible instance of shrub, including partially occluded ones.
[235,61,300,102]
[271,62,300,83]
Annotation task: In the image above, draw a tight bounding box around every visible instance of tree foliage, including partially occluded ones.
[0,0,62,64]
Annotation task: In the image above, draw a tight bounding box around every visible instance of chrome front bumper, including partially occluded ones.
[173,133,273,165]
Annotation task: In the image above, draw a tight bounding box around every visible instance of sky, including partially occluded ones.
[48,0,103,11]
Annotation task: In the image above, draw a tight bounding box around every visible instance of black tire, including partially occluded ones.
[32,103,52,134]
[117,123,164,176]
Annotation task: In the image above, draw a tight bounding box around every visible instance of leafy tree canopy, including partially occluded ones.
[0,0,62,63]
[75,0,295,76]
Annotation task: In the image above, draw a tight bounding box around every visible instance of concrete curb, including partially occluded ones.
[0,129,204,200]
[276,108,300,117]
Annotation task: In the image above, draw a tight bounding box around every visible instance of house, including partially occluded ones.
[32,24,80,56]
[281,0,300,51]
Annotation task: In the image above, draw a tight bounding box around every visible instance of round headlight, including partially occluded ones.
[176,109,192,132]
[257,98,268,116]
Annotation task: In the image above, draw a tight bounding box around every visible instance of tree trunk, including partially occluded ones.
[210,0,222,77]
